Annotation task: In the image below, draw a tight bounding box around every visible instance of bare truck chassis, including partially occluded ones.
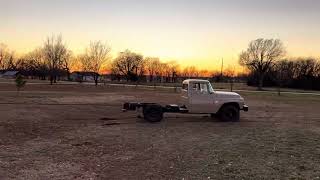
[122,79,248,122]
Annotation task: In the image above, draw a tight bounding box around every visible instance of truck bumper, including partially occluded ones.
[242,105,249,112]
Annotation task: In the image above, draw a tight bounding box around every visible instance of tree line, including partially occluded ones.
[1,36,319,90]
[246,57,320,90]
[0,35,224,85]
[239,38,320,91]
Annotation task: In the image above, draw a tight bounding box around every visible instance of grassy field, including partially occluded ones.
[0,83,320,179]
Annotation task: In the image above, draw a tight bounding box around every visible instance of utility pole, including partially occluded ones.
[220,58,224,77]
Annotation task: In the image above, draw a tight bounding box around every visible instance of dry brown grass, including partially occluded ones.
[0,83,320,179]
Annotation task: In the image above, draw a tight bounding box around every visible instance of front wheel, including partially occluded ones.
[218,105,240,122]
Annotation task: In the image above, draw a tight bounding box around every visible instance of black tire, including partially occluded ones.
[143,104,163,123]
[219,105,240,122]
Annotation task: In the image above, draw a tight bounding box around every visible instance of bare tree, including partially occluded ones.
[155,62,167,83]
[111,50,144,82]
[0,43,15,70]
[181,67,189,78]
[5,54,15,70]
[71,55,83,72]
[61,50,73,80]
[43,35,70,84]
[25,48,47,79]
[199,69,209,77]
[161,61,179,83]
[274,60,295,95]
[80,41,111,86]
[182,66,199,79]
[0,43,8,70]
[145,57,161,82]
[294,58,318,78]
[315,60,320,78]
[239,38,286,90]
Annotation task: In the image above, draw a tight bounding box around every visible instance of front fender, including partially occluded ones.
[213,98,243,113]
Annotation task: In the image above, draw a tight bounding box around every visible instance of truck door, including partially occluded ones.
[180,82,189,106]
[189,82,215,113]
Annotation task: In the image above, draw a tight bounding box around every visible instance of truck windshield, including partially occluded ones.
[208,83,214,93]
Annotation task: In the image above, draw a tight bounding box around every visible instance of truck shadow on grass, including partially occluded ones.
[99,115,243,126]
[136,115,235,124]
[165,116,230,123]
[99,117,124,126]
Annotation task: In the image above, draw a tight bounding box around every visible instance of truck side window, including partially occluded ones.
[182,83,188,91]
[200,83,209,94]
[192,83,200,91]
[191,83,209,94]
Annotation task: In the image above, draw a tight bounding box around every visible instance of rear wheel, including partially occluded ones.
[219,105,240,122]
[143,104,163,123]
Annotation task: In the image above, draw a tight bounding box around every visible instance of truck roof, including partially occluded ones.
[182,79,210,84]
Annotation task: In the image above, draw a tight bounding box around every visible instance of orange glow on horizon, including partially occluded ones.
[1,0,319,74]
[4,39,320,75]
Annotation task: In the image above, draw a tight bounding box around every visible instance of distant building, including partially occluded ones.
[100,74,112,82]
[70,71,99,82]
[0,70,6,76]
[1,71,20,78]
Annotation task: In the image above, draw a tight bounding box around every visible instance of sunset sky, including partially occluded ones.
[1,0,320,71]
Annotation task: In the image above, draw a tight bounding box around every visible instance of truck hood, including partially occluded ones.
[214,91,241,99]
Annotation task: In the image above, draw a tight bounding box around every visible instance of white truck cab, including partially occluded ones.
[181,79,247,115]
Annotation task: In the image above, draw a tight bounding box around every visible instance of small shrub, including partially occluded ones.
[15,74,27,92]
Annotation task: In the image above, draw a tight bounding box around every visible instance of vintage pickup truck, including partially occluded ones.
[123,79,248,122]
